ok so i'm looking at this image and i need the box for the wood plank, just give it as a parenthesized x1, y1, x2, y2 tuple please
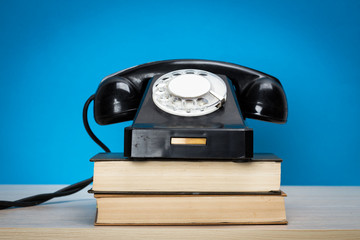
(0, 228, 359, 240)
(0, 185, 360, 239)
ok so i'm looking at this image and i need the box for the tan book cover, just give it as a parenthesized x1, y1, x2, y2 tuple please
(91, 153, 282, 193)
(94, 192, 287, 225)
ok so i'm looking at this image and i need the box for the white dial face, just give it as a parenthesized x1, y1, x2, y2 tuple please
(168, 74, 211, 98)
(152, 69, 227, 117)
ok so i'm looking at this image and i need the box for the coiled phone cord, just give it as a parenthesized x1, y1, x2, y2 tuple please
(0, 95, 110, 210)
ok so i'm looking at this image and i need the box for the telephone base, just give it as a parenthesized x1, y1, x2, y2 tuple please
(124, 126, 253, 159)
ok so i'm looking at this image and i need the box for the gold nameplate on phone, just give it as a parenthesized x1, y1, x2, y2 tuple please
(171, 138, 207, 145)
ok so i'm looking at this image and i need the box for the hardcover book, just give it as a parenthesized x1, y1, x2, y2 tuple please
(94, 193, 287, 225)
(91, 153, 282, 194)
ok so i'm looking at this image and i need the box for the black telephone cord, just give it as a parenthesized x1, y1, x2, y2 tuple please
(0, 95, 111, 210)
(83, 94, 111, 153)
(0, 177, 93, 210)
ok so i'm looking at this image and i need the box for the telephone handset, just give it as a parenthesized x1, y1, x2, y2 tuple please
(0, 59, 288, 209)
(89, 59, 288, 159)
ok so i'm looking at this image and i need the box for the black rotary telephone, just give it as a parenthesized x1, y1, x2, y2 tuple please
(0, 59, 287, 209)
(86, 59, 287, 159)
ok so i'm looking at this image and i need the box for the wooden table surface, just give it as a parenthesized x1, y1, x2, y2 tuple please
(0, 185, 359, 239)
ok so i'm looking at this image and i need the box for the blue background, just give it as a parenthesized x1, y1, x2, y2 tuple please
(0, 0, 359, 185)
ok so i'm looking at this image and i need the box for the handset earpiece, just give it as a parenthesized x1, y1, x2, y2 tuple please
(235, 77, 288, 123)
(93, 76, 144, 125)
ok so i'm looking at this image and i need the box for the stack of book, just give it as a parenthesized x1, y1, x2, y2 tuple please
(90, 153, 287, 225)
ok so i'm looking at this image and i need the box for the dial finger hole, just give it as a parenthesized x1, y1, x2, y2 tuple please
(185, 99, 194, 107)
(197, 98, 209, 106)
(172, 97, 182, 106)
